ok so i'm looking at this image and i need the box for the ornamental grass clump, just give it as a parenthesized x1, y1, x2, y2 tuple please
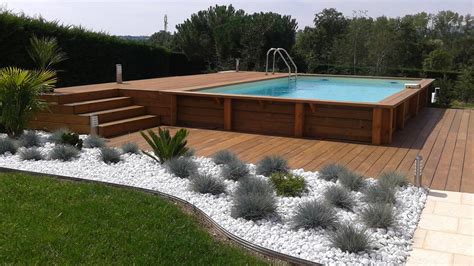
(190, 173, 226, 195)
(222, 159, 250, 181)
(0, 137, 17, 155)
(338, 170, 366, 191)
(256, 155, 289, 176)
(231, 177, 277, 221)
(324, 185, 354, 211)
(50, 145, 79, 161)
(361, 203, 395, 229)
(99, 147, 121, 164)
(84, 135, 106, 148)
(19, 131, 43, 148)
(141, 128, 190, 164)
(121, 142, 140, 154)
(329, 224, 371, 253)
(292, 200, 338, 230)
(212, 150, 238, 165)
(184, 148, 195, 157)
(19, 147, 44, 161)
(165, 156, 198, 178)
(362, 184, 396, 204)
(378, 171, 408, 189)
(269, 172, 307, 197)
(49, 128, 70, 144)
(319, 163, 349, 182)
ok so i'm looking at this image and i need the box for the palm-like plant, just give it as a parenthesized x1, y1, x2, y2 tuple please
(27, 35, 67, 71)
(0, 67, 56, 137)
(140, 128, 190, 164)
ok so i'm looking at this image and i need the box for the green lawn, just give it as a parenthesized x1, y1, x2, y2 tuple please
(0, 173, 267, 265)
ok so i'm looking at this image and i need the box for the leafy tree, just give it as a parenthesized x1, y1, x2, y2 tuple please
(423, 49, 453, 71)
(433, 76, 456, 107)
(149, 30, 174, 49)
(455, 68, 474, 103)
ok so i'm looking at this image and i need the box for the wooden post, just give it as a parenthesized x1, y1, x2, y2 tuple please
(294, 103, 304, 138)
(372, 108, 382, 145)
(224, 98, 232, 130)
(381, 108, 394, 144)
(396, 103, 406, 130)
(170, 94, 177, 126)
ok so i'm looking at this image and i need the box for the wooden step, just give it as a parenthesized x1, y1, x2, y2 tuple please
(80, 105, 146, 123)
(41, 89, 120, 104)
(64, 96, 133, 114)
(98, 115, 159, 137)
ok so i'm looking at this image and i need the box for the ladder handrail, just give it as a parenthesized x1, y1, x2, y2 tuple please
(265, 48, 277, 75)
(273, 49, 292, 75)
(277, 48, 297, 76)
(265, 47, 297, 79)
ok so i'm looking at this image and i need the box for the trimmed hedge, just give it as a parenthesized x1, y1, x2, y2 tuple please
(0, 10, 202, 87)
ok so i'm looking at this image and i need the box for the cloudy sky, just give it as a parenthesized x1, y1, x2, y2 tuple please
(2, 0, 473, 35)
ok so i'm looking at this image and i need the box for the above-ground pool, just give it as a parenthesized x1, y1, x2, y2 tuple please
(201, 76, 419, 103)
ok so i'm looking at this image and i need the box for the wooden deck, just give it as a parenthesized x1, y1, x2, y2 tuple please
(109, 107, 474, 193)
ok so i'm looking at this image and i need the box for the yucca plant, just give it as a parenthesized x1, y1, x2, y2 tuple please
(140, 127, 190, 164)
(0, 67, 56, 137)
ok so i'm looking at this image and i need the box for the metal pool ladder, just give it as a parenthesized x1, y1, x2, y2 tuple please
(265, 48, 298, 80)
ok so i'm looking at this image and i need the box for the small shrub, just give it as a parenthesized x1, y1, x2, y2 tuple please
(362, 185, 396, 204)
(49, 128, 70, 144)
(319, 163, 349, 182)
(165, 156, 198, 178)
(84, 135, 106, 148)
(50, 144, 79, 161)
(141, 128, 189, 163)
(0, 137, 17, 155)
(99, 147, 121, 164)
(121, 142, 140, 154)
(361, 203, 395, 229)
(329, 224, 371, 253)
(378, 171, 408, 189)
(190, 173, 226, 195)
(256, 155, 289, 176)
(324, 186, 354, 211)
(60, 132, 83, 149)
(19, 131, 43, 147)
(269, 172, 307, 197)
(19, 147, 44, 161)
(292, 200, 338, 229)
(222, 160, 250, 181)
(338, 171, 366, 191)
(212, 150, 238, 165)
(231, 178, 277, 220)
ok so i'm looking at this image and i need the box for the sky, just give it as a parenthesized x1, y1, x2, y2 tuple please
(2, 0, 473, 36)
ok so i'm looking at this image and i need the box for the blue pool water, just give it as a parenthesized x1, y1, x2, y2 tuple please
(200, 76, 419, 103)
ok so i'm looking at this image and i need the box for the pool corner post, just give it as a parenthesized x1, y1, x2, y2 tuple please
(372, 107, 394, 145)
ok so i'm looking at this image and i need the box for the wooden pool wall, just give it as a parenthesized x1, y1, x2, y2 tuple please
(122, 76, 434, 145)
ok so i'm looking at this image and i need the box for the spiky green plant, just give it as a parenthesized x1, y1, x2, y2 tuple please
(140, 128, 190, 164)
(27, 35, 67, 71)
(0, 67, 56, 137)
(329, 224, 371, 253)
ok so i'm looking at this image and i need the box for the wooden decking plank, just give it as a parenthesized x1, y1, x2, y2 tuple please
(396, 109, 444, 177)
(355, 146, 389, 175)
(460, 109, 474, 192)
(288, 141, 337, 169)
(310, 143, 359, 170)
(301, 142, 349, 170)
(412, 109, 456, 188)
(430, 109, 463, 189)
(445, 109, 470, 191)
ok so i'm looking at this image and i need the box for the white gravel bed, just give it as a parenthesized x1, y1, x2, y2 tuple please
(0, 132, 427, 265)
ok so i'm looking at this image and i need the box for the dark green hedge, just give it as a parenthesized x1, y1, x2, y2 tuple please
(0, 11, 200, 87)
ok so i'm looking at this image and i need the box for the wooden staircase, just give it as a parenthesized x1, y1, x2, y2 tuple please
(31, 89, 159, 137)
